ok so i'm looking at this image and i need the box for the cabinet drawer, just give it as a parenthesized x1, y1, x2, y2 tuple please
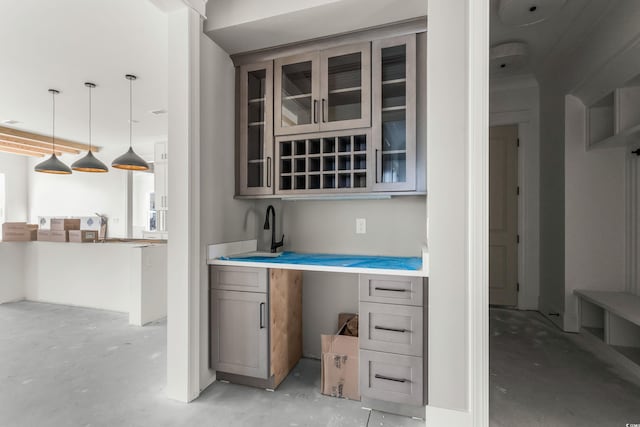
(210, 266, 268, 293)
(359, 274, 423, 306)
(359, 302, 423, 356)
(360, 349, 423, 406)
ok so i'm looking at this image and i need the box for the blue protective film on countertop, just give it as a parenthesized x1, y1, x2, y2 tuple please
(220, 251, 422, 271)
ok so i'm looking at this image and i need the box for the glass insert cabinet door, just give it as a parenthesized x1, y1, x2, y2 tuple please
(274, 52, 321, 136)
(239, 61, 274, 196)
(372, 34, 417, 191)
(275, 43, 371, 136)
(320, 42, 371, 131)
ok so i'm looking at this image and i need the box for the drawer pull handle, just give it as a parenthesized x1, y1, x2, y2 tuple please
(375, 374, 408, 383)
(374, 326, 408, 333)
(374, 287, 407, 292)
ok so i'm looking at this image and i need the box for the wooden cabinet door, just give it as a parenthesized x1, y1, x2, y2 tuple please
(320, 42, 371, 132)
(210, 290, 269, 379)
(274, 52, 321, 135)
(239, 61, 274, 196)
(371, 34, 417, 191)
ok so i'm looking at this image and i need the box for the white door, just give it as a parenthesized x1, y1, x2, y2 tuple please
(489, 126, 518, 306)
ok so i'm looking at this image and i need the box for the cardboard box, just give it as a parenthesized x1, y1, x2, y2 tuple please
(68, 230, 98, 243)
(338, 313, 359, 337)
(2, 223, 38, 241)
(50, 218, 81, 231)
(320, 319, 360, 401)
(37, 230, 68, 242)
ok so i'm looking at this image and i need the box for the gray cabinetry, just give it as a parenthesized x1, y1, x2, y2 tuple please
(371, 34, 417, 192)
(358, 273, 426, 413)
(274, 42, 371, 136)
(239, 61, 274, 196)
(210, 266, 302, 389)
(210, 289, 269, 379)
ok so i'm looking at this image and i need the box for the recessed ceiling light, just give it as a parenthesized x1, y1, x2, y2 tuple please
(2, 119, 21, 125)
(150, 109, 167, 116)
(498, 0, 566, 27)
(491, 42, 529, 75)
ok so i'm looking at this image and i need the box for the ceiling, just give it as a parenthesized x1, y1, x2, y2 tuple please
(0, 0, 168, 149)
(490, 0, 614, 79)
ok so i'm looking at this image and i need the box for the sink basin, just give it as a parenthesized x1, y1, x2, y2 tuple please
(229, 251, 283, 258)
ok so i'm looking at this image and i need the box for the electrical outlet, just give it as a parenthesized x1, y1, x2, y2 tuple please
(356, 218, 366, 234)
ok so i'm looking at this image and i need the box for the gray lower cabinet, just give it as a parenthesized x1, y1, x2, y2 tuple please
(358, 273, 427, 413)
(210, 289, 269, 379)
(210, 266, 302, 389)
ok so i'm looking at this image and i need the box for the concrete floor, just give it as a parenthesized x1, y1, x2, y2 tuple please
(0, 301, 420, 427)
(490, 308, 640, 427)
(4, 302, 640, 426)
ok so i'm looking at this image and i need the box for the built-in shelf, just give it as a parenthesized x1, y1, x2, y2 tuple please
(248, 98, 265, 104)
(248, 121, 265, 127)
(381, 106, 406, 112)
(328, 86, 362, 95)
(283, 93, 311, 100)
(588, 74, 640, 150)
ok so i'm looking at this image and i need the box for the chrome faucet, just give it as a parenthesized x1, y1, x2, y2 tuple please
(264, 205, 284, 253)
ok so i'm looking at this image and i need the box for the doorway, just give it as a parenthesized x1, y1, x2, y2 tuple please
(489, 125, 518, 306)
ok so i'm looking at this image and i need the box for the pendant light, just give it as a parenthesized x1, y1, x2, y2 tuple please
(34, 89, 72, 174)
(71, 82, 109, 172)
(112, 74, 149, 171)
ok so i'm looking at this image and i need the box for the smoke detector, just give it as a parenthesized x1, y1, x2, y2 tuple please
(490, 42, 529, 75)
(498, 0, 567, 27)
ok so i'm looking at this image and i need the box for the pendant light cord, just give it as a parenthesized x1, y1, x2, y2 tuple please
(88, 85, 92, 152)
(129, 77, 133, 149)
(51, 91, 56, 154)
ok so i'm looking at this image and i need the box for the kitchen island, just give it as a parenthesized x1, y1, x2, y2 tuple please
(0, 241, 167, 326)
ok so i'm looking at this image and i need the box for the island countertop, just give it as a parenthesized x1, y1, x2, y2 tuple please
(207, 240, 429, 277)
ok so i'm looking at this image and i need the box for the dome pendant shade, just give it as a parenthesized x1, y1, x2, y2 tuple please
(71, 150, 109, 173)
(34, 153, 72, 174)
(111, 147, 149, 171)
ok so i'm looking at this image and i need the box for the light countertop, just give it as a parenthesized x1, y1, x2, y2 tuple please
(207, 240, 429, 277)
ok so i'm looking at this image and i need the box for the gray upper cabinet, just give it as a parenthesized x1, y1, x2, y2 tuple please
(239, 61, 274, 196)
(274, 43, 371, 136)
(371, 34, 417, 192)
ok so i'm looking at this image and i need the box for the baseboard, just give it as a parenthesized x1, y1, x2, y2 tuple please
(537, 300, 564, 330)
(361, 396, 426, 419)
(216, 371, 276, 390)
(424, 405, 471, 427)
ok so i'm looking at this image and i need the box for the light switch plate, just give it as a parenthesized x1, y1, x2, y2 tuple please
(356, 218, 366, 234)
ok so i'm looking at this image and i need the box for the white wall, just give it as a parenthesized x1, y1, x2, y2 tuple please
(27, 144, 153, 238)
(426, 0, 470, 414)
(199, 33, 258, 389)
(536, 2, 640, 329)
(0, 152, 28, 222)
(204, 0, 427, 54)
(490, 76, 540, 310)
(563, 95, 626, 331)
(0, 243, 25, 303)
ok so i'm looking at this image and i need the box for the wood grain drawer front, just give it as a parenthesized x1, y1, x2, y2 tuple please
(360, 349, 423, 406)
(359, 275, 423, 306)
(360, 302, 423, 356)
(210, 266, 268, 293)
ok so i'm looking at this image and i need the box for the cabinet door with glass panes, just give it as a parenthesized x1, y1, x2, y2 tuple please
(371, 34, 417, 191)
(319, 42, 371, 132)
(274, 52, 321, 136)
(274, 43, 371, 136)
(239, 61, 274, 196)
